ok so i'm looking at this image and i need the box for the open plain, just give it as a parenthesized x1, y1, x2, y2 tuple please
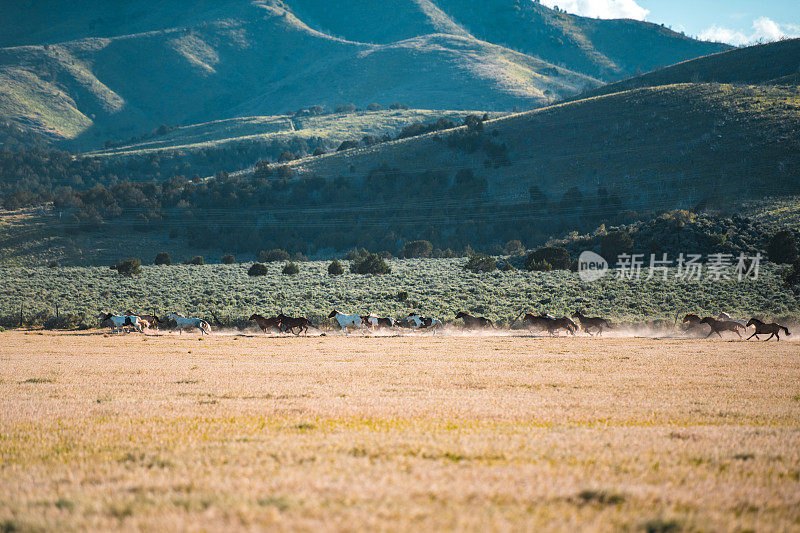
(0, 330, 799, 531)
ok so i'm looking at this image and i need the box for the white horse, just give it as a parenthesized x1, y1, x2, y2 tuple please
(96, 312, 148, 334)
(406, 313, 442, 334)
(167, 313, 212, 335)
(328, 310, 366, 334)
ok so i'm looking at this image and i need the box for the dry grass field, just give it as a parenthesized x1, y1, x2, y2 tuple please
(1, 330, 799, 531)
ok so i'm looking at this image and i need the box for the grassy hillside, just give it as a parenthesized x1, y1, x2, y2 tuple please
(576, 38, 800, 100)
(291, 83, 800, 211)
(0, 260, 797, 330)
(0, 0, 727, 149)
(85, 109, 506, 160)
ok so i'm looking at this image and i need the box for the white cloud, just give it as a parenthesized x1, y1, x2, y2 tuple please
(538, 0, 649, 21)
(699, 17, 800, 46)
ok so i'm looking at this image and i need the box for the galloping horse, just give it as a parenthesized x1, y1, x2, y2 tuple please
(682, 314, 704, 330)
(277, 313, 311, 336)
(523, 313, 577, 336)
(455, 312, 494, 329)
(746, 318, 790, 341)
(125, 310, 163, 328)
(361, 315, 397, 331)
(699, 317, 744, 338)
(329, 310, 366, 334)
(167, 313, 211, 335)
(249, 314, 282, 333)
(96, 312, 148, 334)
(406, 313, 442, 334)
(571, 311, 611, 336)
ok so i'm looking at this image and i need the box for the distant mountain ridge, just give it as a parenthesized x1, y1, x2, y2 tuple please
(0, 0, 728, 148)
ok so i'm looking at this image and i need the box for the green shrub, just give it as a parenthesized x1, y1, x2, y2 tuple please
(350, 253, 391, 275)
(767, 230, 798, 264)
(248, 263, 268, 277)
(185, 256, 204, 265)
(328, 259, 344, 276)
(154, 252, 171, 265)
(397, 290, 408, 302)
(258, 249, 290, 263)
(282, 262, 300, 275)
(525, 246, 570, 271)
(504, 240, 525, 256)
(783, 259, 800, 288)
(601, 231, 633, 260)
(0, 326, 5, 333)
(344, 248, 369, 261)
(400, 240, 433, 258)
(221, 255, 236, 264)
(501, 261, 515, 271)
(47, 260, 60, 268)
(114, 257, 141, 277)
(464, 253, 496, 273)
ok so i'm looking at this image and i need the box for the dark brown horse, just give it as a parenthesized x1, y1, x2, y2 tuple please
(277, 313, 311, 336)
(700, 317, 745, 338)
(455, 312, 494, 329)
(746, 318, 790, 341)
(523, 313, 577, 336)
(571, 311, 610, 336)
(249, 313, 282, 333)
(361, 316, 397, 330)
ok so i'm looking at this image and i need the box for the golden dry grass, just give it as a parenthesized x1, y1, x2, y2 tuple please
(1, 331, 799, 531)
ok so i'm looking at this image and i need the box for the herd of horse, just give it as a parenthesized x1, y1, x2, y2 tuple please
(96, 309, 791, 341)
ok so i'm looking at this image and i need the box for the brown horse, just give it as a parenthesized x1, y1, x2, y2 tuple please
(523, 313, 577, 336)
(277, 313, 311, 336)
(571, 311, 610, 336)
(455, 312, 494, 329)
(125, 310, 162, 328)
(746, 318, 790, 341)
(249, 314, 282, 333)
(700, 317, 745, 338)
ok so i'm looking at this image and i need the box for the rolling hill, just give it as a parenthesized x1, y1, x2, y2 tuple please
(576, 38, 800, 100)
(0, 0, 728, 149)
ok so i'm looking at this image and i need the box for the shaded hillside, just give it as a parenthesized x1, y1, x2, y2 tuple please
(431, 0, 729, 80)
(577, 38, 800, 100)
(0, 0, 727, 148)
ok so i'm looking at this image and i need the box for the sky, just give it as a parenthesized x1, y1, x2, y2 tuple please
(536, 0, 800, 45)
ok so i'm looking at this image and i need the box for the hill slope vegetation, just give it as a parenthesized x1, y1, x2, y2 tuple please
(0, 0, 727, 148)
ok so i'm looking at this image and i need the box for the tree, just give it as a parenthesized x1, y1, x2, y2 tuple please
(222, 255, 235, 264)
(783, 259, 800, 288)
(767, 230, 798, 264)
(464, 253, 496, 273)
(154, 252, 172, 265)
(282, 262, 300, 275)
(525, 247, 570, 271)
(278, 151, 296, 162)
(366, 103, 383, 111)
(248, 263, 268, 276)
(350, 253, 391, 274)
(337, 140, 359, 151)
(601, 231, 634, 260)
(328, 259, 344, 276)
(313, 147, 326, 156)
(186, 256, 204, 265)
(504, 240, 525, 256)
(258, 249, 290, 262)
(400, 240, 433, 258)
(115, 257, 142, 277)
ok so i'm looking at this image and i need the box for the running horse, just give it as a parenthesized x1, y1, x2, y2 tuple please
(125, 310, 163, 329)
(523, 313, 577, 336)
(699, 317, 744, 338)
(277, 313, 311, 336)
(406, 313, 442, 334)
(167, 313, 212, 335)
(328, 310, 366, 334)
(249, 314, 282, 333)
(96, 312, 148, 334)
(455, 312, 494, 329)
(746, 318, 790, 341)
(571, 310, 611, 336)
(361, 315, 397, 331)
